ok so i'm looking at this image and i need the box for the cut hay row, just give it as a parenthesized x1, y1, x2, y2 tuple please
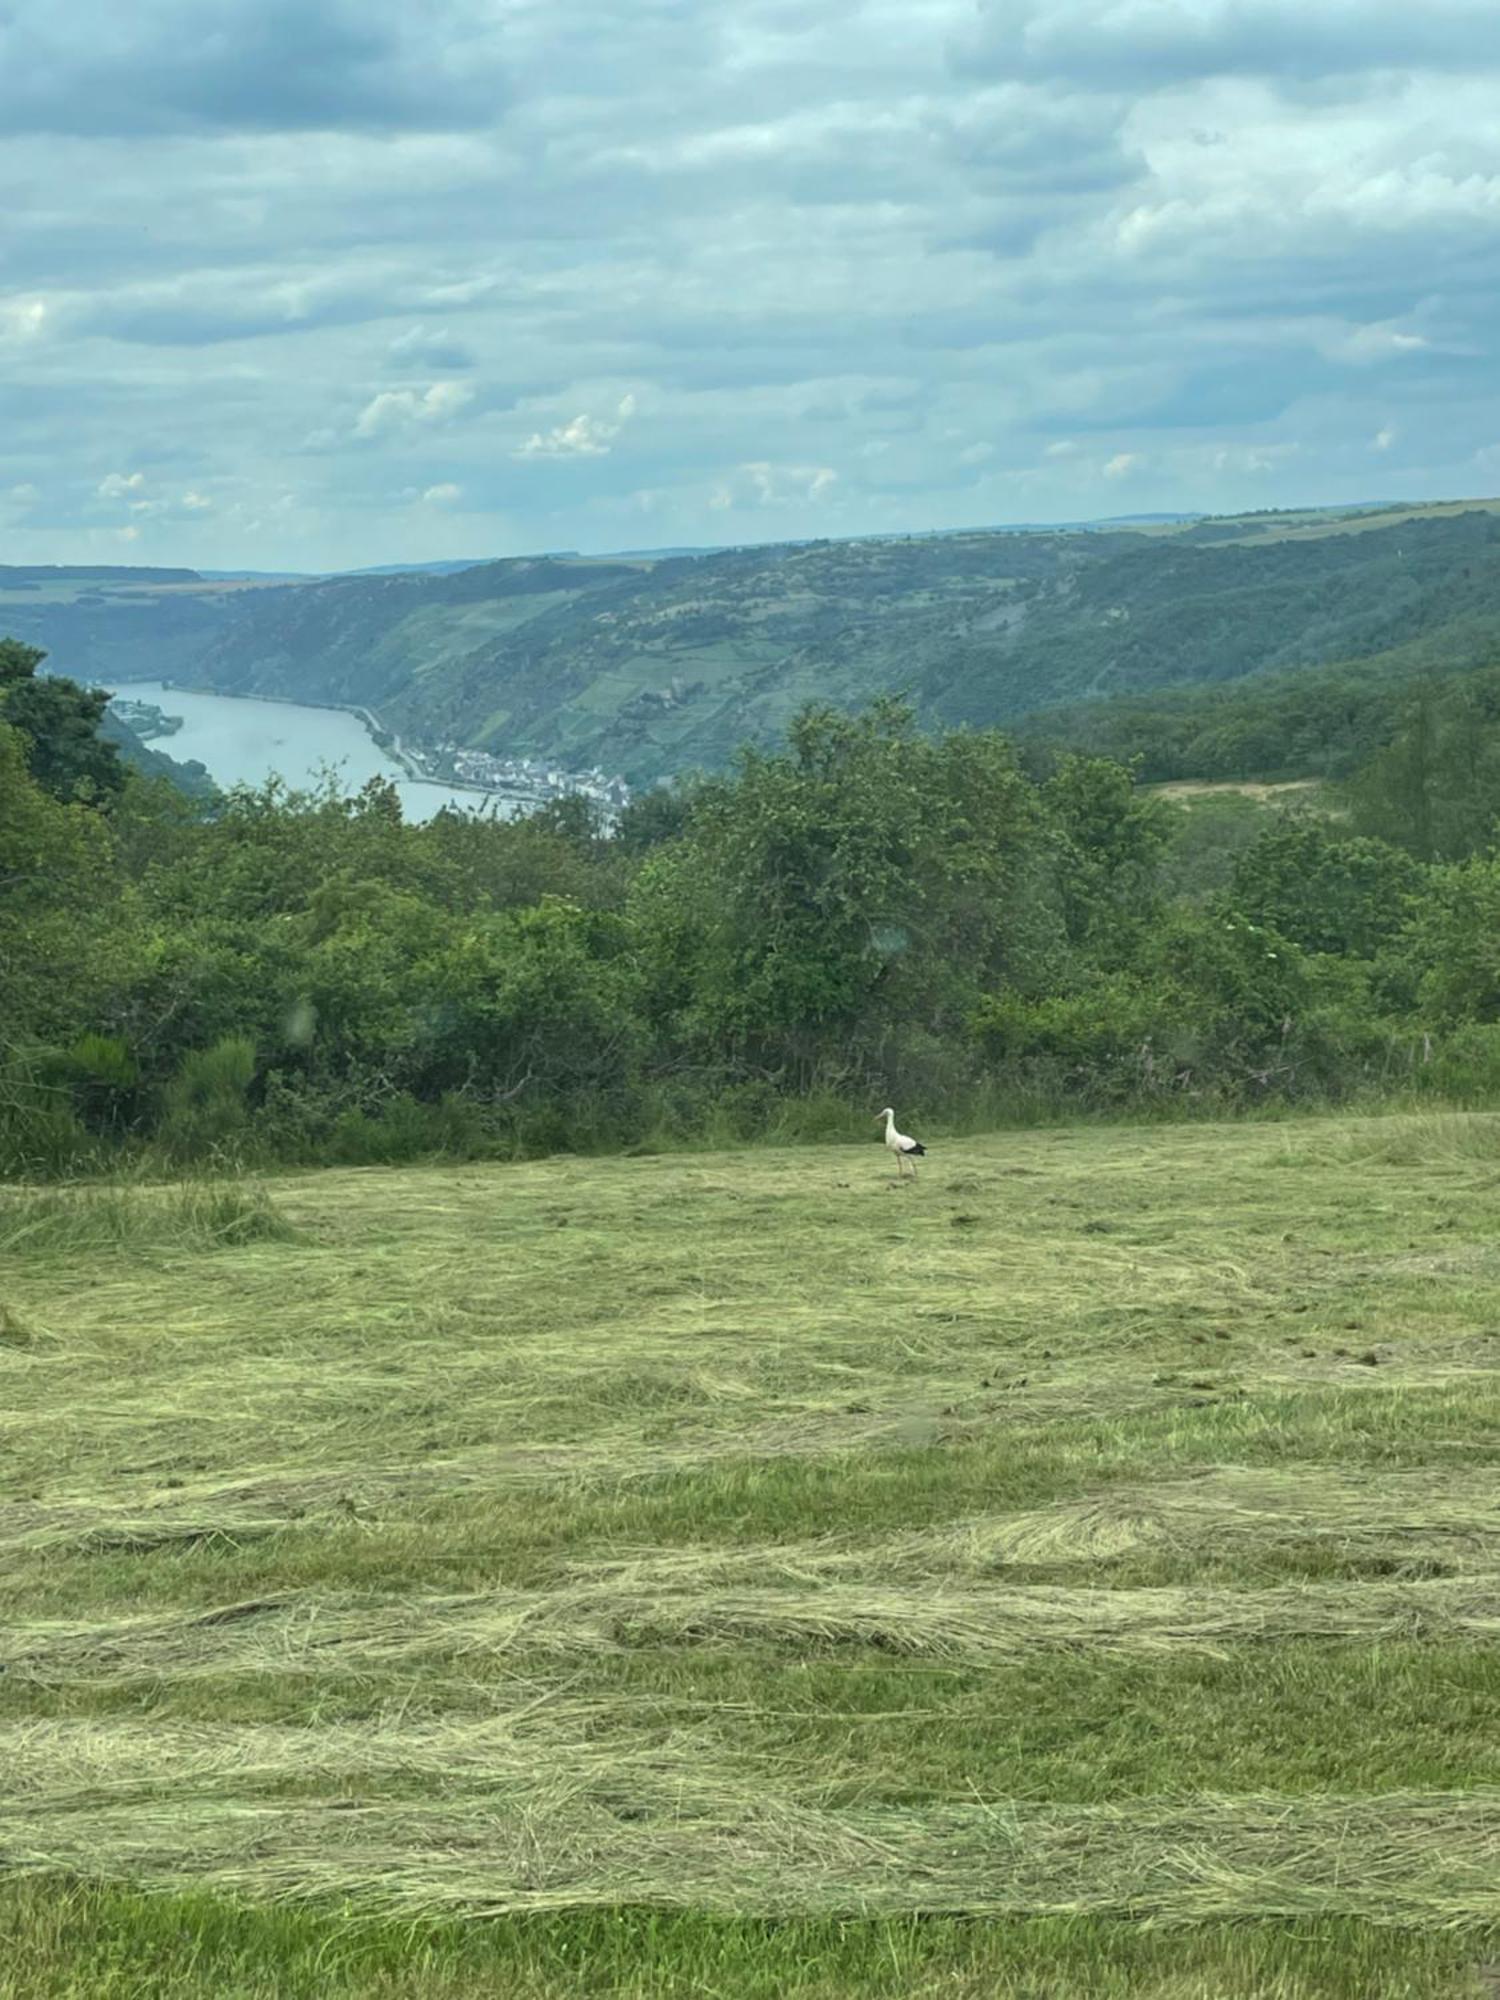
(9, 1367, 1495, 1545)
(11, 1571, 1500, 1684)
(7, 1460, 1500, 1571)
(5, 1764, 1500, 1924)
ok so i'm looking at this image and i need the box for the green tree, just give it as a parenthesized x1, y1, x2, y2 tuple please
(1230, 819, 1422, 959)
(1345, 676, 1500, 860)
(0, 637, 127, 804)
(632, 702, 1053, 1083)
(0, 718, 126, 1044)
(1396, 860, 1500, 1025)
(1041, 754, 1172, 957)
(612, 784, 695, 855)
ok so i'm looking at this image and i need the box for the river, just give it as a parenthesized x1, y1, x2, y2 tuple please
(111, 681, 534, 822)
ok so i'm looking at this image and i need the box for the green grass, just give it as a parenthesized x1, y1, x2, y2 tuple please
(6, 1891, 1494, 2000)
(4, 1113, 1500, 1992)
(0, 1179, 296, 1260)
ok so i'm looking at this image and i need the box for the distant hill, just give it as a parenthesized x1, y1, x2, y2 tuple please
(0, 567, 270, 687)
(0, 564, 205, 585)
(0, 563, 203, 591)
(340, 559, 501, 577)
(196, 569, 314, 583)
(6, 499, 1500, 785)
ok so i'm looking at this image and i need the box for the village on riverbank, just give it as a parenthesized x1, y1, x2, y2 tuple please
(109, 685, 632, 821)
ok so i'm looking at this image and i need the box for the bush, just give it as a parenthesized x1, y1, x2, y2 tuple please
(49, 1033, 140, 1138)
(0, 1048, 97, 1179)
(158, 1037, 257, 1164)
(1412, 1024, 1500, 1104)
(326, 1091, 494, 1166)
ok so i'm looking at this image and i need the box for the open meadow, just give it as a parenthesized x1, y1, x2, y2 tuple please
(4, 1114, 1500, 1996)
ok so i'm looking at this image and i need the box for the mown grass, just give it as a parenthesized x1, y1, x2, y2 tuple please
(3, 1113, 1500, 1992)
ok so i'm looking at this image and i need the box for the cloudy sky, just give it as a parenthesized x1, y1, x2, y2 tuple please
(3, 0, 1498, 571)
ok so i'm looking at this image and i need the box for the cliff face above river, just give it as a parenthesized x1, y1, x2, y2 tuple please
(8, 500, 1500, 785)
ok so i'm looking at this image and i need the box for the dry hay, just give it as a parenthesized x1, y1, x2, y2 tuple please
(10, 1566, 1500, 1690)
(3, 1720, 1498, 1925)
(971, 1466, 1500, 1570)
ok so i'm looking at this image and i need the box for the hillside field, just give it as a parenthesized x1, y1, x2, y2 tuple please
(4, 1116, 1500, 1995)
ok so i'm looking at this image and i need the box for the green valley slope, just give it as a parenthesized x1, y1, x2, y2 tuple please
(8, 499, 1500, 785)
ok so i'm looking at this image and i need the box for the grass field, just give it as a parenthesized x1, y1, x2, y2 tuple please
(4, 1114, 1500, 1996)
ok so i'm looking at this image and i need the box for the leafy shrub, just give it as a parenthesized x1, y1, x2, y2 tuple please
(158, 1037, 257, 1164)
(50, 1033, 140, 1138)
(1411, 1024, 1500, 1104)
(326, 1091, 493, 1166)
(0, 1048, 96, 1179)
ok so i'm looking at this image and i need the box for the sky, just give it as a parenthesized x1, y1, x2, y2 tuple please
(3, 0, 1499, 572)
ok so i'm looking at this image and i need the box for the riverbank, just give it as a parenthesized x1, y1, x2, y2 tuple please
(109, 679, 521, 822)
(148, 680, 543, 804)
(107, 696, 183, 742)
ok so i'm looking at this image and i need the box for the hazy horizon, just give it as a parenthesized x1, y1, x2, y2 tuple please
(17, 490, 1499, 582)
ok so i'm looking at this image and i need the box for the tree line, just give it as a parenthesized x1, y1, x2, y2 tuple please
(7, 634, 1500, 1176)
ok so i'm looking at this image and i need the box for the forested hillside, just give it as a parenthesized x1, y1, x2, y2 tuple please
(10, 501, 1500, 786)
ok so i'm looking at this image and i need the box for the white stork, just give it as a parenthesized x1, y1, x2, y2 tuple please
(877, 1107, 927, 1179)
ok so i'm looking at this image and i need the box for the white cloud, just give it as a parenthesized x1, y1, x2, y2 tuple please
(8, 483, 40, 507)
(1103, 452, 1142, 478)
(0, 295, 47, 341)
(1323, 322, 1430, 365)
(958, 441, 995, 466)
(96, 472, 221, 521)
(515, 414, 614, 459)
(420, 482, 462, 505)
(388, 323, 474, 369)
(354, 380, 474, 439)
(1372, 426, 1398, 452)
(513, 393, 636, 461)
(1044, 440, 1078, 458)
(1210, 443, 1298, 474)
(711, 460, 839, 509)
